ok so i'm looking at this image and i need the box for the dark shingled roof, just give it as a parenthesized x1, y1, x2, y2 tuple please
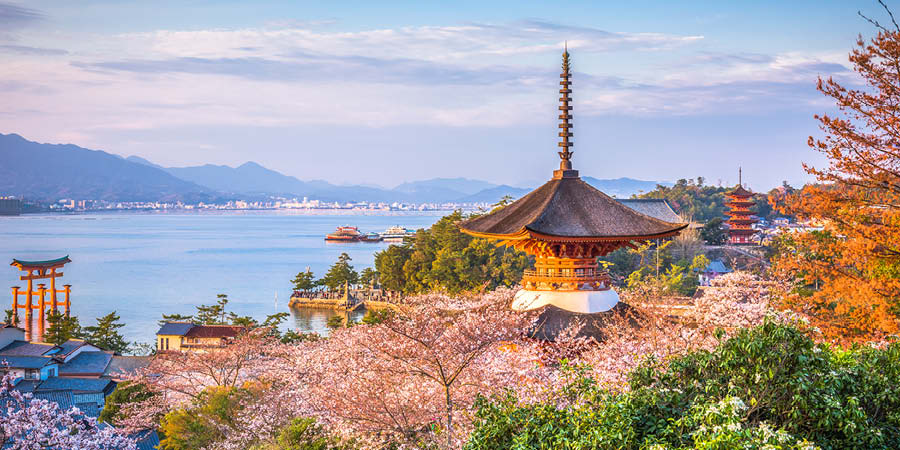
(184, 325, 243, 339)
(157, 322, 194, 336)
(528, 303, 640, 341)
(0, 355, 54, 369)
(9, 256, 71, 269)
(104, 355, 152, 378)
(37, 377, 115, 394)
(59, 351, 112, 376)
(618, 199, 683, 224)
(460, 176, 686, 239)
(75, 401, 101, 418)
(32, 390, 75, 410)
(57, 339, 91, 357)
(728, 185, 754, 197)
(0, 341, 56, 357)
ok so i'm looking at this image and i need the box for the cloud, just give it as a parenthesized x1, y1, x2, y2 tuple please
(0, 44, 67, 55)
(0, 2, 42, 28)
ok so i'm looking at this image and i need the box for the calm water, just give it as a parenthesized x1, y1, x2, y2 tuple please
(0, 211, 444, 344)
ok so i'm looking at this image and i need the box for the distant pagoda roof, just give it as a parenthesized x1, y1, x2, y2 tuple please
(10, 256, 71, 270)
(727, 185, 754, 197)
(460, 48, 685, 246)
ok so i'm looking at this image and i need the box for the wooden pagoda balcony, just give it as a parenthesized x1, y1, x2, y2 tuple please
(521, 261, 613, 292)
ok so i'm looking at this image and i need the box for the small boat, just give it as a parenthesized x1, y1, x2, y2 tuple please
(325, 226, 362, 241)
(359, 232, 383, 242)
(380, 225, 415, 242)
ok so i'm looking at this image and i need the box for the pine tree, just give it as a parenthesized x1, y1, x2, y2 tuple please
(291, 269, 317, 292)
(84, 311, 130, 354)
(159, 313, 193, 326)
(320, 253, 359, 290)
(44, 310, 83, 345)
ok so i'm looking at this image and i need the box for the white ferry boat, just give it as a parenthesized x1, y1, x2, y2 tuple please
(380, 225, 416, 242)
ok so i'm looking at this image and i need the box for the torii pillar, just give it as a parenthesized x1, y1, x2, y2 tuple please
(9, 256, 72, 342)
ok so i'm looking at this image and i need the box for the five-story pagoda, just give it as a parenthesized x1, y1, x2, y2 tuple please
(459, 48, 687, 314)
(725, 168, 758, 245)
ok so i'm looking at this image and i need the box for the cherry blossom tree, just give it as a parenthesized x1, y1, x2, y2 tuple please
(0, 374, 136, 449)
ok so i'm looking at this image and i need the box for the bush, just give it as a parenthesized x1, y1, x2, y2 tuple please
(466, 322, 900, 450)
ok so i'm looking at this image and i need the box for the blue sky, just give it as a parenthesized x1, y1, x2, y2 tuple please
(0, 1, 881, 190)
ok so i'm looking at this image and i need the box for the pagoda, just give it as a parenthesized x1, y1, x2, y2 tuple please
(459, 47, 687, 314)
(724, 168, 758, 245)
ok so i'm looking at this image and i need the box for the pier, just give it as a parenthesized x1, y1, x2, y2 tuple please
(288, 282, 401, 312)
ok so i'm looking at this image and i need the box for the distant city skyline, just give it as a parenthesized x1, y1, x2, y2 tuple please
(0, 1, 878, 190)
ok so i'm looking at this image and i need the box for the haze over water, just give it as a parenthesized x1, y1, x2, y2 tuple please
(0, 211, 444, 344)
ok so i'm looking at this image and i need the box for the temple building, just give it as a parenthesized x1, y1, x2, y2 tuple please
(725, 169, 758, 245)
(459, 48, 687, 315)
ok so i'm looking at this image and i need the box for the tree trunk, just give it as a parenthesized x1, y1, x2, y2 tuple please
(445, 385, 453, 449)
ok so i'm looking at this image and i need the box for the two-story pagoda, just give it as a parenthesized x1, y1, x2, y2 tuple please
(459, 48, 687, 314)
(725, 169, 758, 245)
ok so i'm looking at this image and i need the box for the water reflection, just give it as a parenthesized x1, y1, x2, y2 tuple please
(289, 306, 367, 336)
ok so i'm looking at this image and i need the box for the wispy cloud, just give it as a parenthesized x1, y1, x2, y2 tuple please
(0, 2, 43, 28)
(0, 44, 66, 55)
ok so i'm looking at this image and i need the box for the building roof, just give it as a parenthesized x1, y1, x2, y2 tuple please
(75, 401, 101, 418)
(618, 199, 683, 224)
(184, 325, 243, 339)
(104, 355, 152, 378)
(703, 260, 731, 274)
(460, 176, 686, 240)
(157, 322, 195, 336)
(32, 390, 75, 410)
(12, 379, 40, 393)
(0, 341, 57, 357)
(57, 339, 92, 357)
(37, 377, 115, 394)
(0, 355, 54, 369)
(59, 351, 112, 376)
(728, 185, 754, 197)
(9, 256, 71, 269)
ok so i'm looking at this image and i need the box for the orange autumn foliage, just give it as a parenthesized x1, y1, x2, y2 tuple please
(775, 23, 900, 341)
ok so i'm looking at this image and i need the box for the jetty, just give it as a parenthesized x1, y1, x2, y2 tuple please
(288, 282, 401, 312)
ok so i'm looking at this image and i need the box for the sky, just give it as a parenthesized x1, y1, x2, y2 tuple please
(0, 0, 884, 190)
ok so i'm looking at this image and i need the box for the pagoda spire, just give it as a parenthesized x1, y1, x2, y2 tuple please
(738, 166, 742, 186)
(557, 43, 574, 174)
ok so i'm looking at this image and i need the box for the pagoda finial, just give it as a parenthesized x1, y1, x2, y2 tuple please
(557, 44, 574, 174)
(739, 167, 742, 186)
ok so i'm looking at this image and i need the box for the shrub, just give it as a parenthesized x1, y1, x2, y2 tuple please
(466, 322, 900, 450)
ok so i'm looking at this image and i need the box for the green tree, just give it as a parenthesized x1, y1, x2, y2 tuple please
(99, 381, 158, 425)
(83, 311, 130, 354)
(291, 269, 317, 292)
(43, 309, 83, 345)
(195, 294, 229, 325)
(159, 313, 193, 326)
(358, 267, 378, 288)
(261, 417, 355, 450)
(320, 253, 359, 291)
(325, 315, 345, 330)
(159, 386, 248, 450)
(373, 211, 532, 294)
(700, 217, 729, 245)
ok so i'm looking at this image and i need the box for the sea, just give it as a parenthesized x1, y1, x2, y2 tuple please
(0, 210, 445, 345)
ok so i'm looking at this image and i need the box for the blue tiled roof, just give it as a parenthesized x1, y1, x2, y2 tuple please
(704, 260, 732, 274)
(0, 355, 53, 369)
(0, 341, 56, 357)
(60, 351, 112, 375)
(157, 322, 194, 336)
(58, 339, 91, 356)
(130, 430, 161, 450)
(104, 355, 151, 378)
(37, 377, 115, 393)
(12, 379, 40, 393)
(32, 390, 75, 410)
(75, 401, 101, 418)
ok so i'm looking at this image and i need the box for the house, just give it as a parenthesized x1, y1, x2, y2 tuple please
(0, 325, 108, 381)
(698, 259, 732, 286)
(156, 322, 244, 351)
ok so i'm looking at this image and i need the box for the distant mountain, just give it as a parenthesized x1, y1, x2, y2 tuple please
(582, 177, 670, 198)
(163, 162, 310, 196)
(125, 155, 164, 169)
(394, 177, 499, 202)
(0, 133, 215, 202)
(457, 185, 531, 203)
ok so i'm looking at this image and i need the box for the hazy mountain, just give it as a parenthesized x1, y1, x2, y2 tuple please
(0, 133, 215, 202)
(125, 155, 164, 169)
(163, 161, 310, 196)
(457, 185, 531, 203)
(582, 176, 669, 198)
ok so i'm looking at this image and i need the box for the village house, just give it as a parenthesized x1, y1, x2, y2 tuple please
(156, 322, 244, 351)
(698, 259, 732, 286)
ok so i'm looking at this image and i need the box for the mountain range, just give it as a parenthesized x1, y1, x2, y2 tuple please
(2, 133, 668, 203)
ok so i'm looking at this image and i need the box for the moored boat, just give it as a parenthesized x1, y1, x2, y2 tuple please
(325, 226, 362, 241)
(380, 225, 415, 242)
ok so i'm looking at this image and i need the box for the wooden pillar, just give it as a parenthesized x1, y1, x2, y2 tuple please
(24, 277, 33, 342)
(37, 284, 47, 342)
(63, 285, 71, 317)
(49, 269, 58, 313)
(10, 286, 19, 325)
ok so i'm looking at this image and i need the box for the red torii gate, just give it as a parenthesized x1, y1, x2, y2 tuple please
(10, 256, 72, 342)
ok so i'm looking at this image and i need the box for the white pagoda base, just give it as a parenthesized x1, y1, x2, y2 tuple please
(511, 288, 619, 314)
